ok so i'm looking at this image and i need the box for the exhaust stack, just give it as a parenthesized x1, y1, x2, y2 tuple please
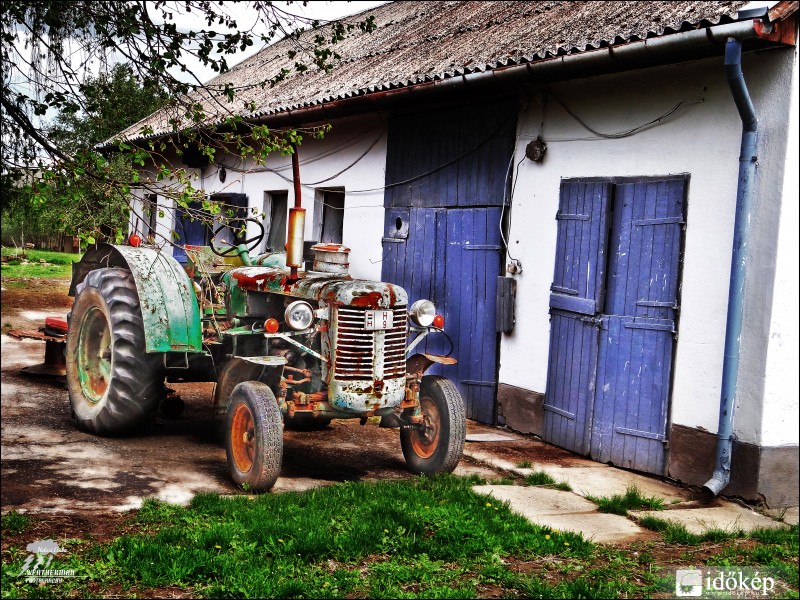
(287, 144, 305, 277)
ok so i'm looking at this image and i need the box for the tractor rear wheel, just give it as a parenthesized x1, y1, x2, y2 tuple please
(66, 268, 164, 435)
(401, 376, 466, 474)
(225, 382, 283, 492)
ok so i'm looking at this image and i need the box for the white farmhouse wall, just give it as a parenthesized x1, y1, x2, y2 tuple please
(500, 48, 797, 446)
(761, 43, 799, 447)
(133, 113, 389, 282)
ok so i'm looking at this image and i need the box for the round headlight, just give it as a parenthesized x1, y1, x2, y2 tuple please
(285, 301, 314, 330)
(408, 299, 436, 327)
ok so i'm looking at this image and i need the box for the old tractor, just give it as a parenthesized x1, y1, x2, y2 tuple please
(65, 210, 466, 491)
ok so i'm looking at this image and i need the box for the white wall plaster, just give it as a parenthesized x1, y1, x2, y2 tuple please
(500, 49, 797, 446)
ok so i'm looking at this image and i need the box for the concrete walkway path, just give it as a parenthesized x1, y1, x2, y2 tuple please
(464, 422, 795, 545)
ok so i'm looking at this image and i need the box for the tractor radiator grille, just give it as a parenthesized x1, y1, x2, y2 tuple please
(334, 306, 407, 381)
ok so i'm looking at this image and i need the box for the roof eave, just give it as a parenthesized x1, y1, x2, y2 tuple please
(107, 13, 796, 148)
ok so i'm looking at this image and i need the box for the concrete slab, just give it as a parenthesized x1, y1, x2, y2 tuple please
(765, 506, 799, 526)
(463, 448, 523, 472)
(473, 484, 652, 544)
(463, 448, 689, 504)
(632, 503, 788, 534)
(537, 466, 691, 504)
(465, 433, 520, 442)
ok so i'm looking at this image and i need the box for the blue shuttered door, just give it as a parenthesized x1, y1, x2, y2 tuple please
(591, 178, 685, 473)
(381, 99, 514, 423)
(545, 177, 685, 475)
(543, 181, 612, 455)
(382, 207, 503, 423)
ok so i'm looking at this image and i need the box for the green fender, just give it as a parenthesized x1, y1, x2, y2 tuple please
(70, 244, 203, 353)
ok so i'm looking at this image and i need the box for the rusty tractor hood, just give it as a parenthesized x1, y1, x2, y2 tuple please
(228, 267, 408, 308)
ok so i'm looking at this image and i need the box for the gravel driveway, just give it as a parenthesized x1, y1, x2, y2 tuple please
(0, 280, 493, 514)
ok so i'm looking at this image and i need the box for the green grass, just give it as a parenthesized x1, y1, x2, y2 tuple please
(0, 248, 81, 279)
(586, 484, 666, 515)
(1, 476, 594, 599)
(1, 511, 30, 535)
(490, 477, 515, 486)
(2, 480, 797, 599)
(524, 471, 572, 491)
(515, 460, 533, 469)
(638, 515, 738, 544)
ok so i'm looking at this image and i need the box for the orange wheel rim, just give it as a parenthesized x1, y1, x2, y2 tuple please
(231, 403, 255, 473)
(410, 396, 441, 459)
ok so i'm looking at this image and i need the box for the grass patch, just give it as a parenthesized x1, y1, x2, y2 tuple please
(0, 248, 81, 279)
(490, 477, 515, 486)
(524, 471, 572, 491)
(515, 460, 533, 469)
(1, 511, 30, 534)
(1, 476, 593, 598)
(2, 484, 797, 599)
(637, 515, 740, 544)
(587, 484, 665, 515)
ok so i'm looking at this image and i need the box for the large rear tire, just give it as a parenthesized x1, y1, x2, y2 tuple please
(225, 382, 283, 492)
(401, 376, 466, 475)
(66, 268, 164, 435)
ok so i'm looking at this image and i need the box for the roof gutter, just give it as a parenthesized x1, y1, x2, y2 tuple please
(260, 19, 775, 128)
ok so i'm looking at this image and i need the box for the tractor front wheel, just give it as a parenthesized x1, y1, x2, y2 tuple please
(401, 376, 466, 474)
(225, 382, 283, 492)
(66, 268, 164, 435)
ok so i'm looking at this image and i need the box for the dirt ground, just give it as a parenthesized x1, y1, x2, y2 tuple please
(1, 277, 499, 518)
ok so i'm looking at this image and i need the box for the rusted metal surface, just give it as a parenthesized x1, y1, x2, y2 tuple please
(409, 396, 442, 458)
(326, 304, 408, 414)
(73, 244, 203, 353)
(230, 402, 256, 473)
(754, 15, 797, 44)
(117, 1, 748, 142)
(768, 0, 799, 22)
(229, 267, 406, 309)
(311, 244, 350, 275)
(406, 353, 457, 376)
(286, 208, 305, 272)
(8, 330, 68, 378)
(115, 245, 203, 353)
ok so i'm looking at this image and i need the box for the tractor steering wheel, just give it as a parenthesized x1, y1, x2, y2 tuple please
(211, 218, 265, 257)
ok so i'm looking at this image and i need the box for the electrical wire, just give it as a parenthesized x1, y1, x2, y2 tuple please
(549, 94, 704, 139)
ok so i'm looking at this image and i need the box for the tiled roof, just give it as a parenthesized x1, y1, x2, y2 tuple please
(118, 1, 749, 142)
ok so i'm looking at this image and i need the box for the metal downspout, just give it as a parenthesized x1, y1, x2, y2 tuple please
(703, 38, 759, 496)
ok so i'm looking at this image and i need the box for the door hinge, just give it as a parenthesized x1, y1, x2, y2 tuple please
(580, 315, 606, 328)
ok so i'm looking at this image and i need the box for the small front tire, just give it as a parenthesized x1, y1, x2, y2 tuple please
(401, 376, 466, 474)
(225, 382, 283, 492)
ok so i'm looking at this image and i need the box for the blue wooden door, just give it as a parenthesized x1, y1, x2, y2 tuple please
(382, 206, 503, 423)
(543, 181, 612, 455)
(381, 98, 515, 423)
(591, 178, 685, 473)
(545, 177, 685, 475)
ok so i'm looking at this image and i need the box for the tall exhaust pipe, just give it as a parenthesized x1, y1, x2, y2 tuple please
(287, 143, 305, 278)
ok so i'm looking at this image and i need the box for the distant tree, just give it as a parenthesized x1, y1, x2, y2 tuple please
(48, 64, 169, 153)
(1, 2, 376, 245)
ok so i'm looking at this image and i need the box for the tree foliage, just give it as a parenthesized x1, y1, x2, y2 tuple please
(1, 1, 376, 246)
